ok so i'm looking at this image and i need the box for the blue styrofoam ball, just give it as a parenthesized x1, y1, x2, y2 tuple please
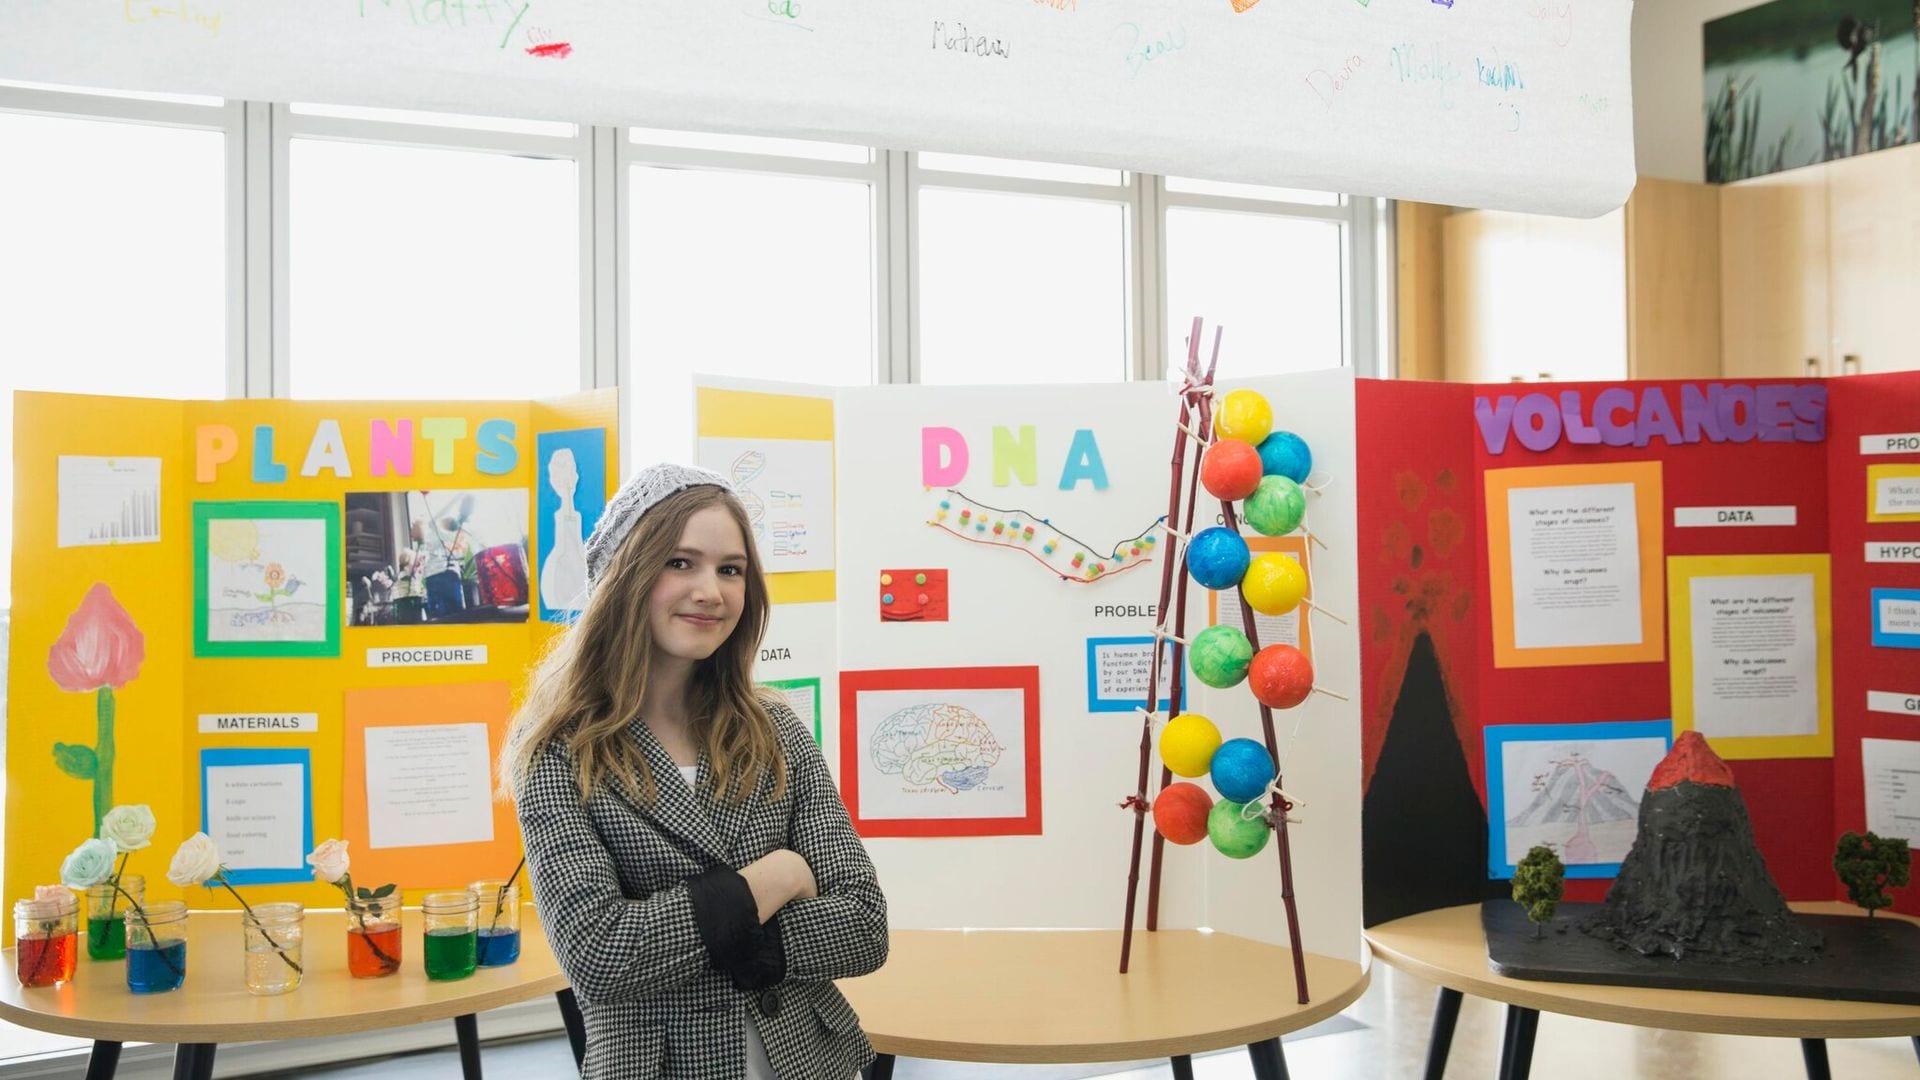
(1186, 526, 1250, 590)
(1210, 738, 1277, 804)
(1257, 431, 1312, 484)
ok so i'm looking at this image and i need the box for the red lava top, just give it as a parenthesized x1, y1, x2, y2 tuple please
(1647, 730, 1737, 791)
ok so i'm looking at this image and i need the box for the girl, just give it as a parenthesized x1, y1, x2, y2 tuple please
(504, 463, 888, 1079)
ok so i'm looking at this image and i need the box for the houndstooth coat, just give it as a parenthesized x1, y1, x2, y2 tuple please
(517, 700, 889, 1079)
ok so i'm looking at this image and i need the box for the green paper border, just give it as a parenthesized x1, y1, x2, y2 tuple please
(765, 676, 823, 745)
(193, 500, 342, 658)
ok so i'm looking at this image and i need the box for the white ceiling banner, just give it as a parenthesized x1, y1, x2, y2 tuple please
(0, 0, 1635, 216)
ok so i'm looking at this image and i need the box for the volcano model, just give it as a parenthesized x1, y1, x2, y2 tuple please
(1581, 731, 1822, 965)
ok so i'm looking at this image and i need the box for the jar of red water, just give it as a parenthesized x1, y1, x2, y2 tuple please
(14, 890, 80, 988)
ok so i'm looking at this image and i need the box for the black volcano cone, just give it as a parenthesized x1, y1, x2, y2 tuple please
(1582, 732, 1821, 965)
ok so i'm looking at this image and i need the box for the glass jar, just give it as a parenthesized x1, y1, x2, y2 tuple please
(346, 893, 402, 979)
(125, 900, 188, 994)
(14, 890, 80, 987)
(241, 902, 304, 996)
(86, 874, 145, 961)
(421, 890, 477, 981)
(469, 881, 521, 967)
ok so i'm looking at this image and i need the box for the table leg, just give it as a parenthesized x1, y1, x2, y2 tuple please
(556, 989, 587, 1069)
(85, 1040, 122, 1080)
(171, 1044, 215, 1080)
(1496, 1005, 1538, 1080)
(1911, 1035, 1919, 1067)
(1170, 1054, 1195, 1080)
(454, 1013, 482, 1080)
(861, 1053, 896, 1080)
(1424, 987, 1463, 1080)
(1800, 1038, 1831, 1080)
(1247, 1037, 1290, 1080)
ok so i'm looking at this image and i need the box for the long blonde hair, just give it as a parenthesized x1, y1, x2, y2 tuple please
(502, 484, 786, 806)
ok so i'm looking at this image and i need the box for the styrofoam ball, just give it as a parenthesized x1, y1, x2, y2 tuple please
(1249, 645, 1314, 710)
(1212, 390, 1274, 445)
(1243, 476, 1307, 537)
(1242, 554, 1308, 617)
(1208, 799, 1271, 859)
(1200, 439, 1263, 502)
(1160, 713, 1223, 778)
(1210, 737, 1276, 803)
(1153, 782, 1213, 846)
(1188, 626, 1253, 689)
(1257, 431, 1312, 483)
(1186, 527, 1250, 591)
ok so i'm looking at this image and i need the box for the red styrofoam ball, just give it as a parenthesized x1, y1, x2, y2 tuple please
(1248, 644, 1314, 710)
(1152, 782, 1214, 846)
(1200, 439, 1263, 502)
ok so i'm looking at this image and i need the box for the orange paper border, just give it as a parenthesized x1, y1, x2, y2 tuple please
(1484, 461, 1665, 669)
(342, 682, 521, 890)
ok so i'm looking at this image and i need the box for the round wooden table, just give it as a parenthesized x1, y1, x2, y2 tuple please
(837, 929, 1369, 1080)
(0, 907, 580, 1080)
(1364, 902, 1920, 1080)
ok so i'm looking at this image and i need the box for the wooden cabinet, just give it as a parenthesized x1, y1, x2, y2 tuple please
(1720, 140, 1920, 377)
(1827, 141, 1920, 375)
(1435, 178, 1721, 383)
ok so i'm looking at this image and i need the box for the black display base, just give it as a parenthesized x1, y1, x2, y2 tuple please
(1483, 900, 1920, 1006)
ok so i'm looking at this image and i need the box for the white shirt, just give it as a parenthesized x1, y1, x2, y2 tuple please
(677, 764, 778, 1080)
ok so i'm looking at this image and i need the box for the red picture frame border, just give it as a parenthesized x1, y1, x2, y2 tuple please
(839, 665, 1042, 837)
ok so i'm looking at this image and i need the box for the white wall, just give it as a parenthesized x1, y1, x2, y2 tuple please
(1633, 0, 1760, 181)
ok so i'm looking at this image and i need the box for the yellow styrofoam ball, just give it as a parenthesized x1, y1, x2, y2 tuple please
(1212, 390, 1274, 445)
(1242, 553, 1308, 616)
(1160, 713, 1223, 778)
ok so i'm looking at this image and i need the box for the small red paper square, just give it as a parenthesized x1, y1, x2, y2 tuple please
(879, 568, 949, 622)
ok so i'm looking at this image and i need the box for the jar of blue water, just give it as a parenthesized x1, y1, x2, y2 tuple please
(126, 901, 188, 994)
(469, 881, 520, 967)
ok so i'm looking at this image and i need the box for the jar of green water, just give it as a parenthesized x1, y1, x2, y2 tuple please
(422, 891, 477, 981)
(86, 874, 143, 961)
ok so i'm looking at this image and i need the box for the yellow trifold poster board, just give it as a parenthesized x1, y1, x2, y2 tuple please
(7, 389, 617, 933)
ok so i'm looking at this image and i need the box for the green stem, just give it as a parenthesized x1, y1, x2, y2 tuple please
(106, 854, 129, 922)
(339, 876, 398, 969)
(93, 688, 116, 839)
(216, 874, 302, 974)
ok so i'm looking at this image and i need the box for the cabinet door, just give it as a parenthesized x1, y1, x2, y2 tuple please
(1441, 208, 1626, 383)
(1719, 163, 1828, 379)
(1828, 141, 1920, 374)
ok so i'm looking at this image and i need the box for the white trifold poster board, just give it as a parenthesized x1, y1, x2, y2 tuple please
(5, 1, 1633, 216)
(711, 371, 1362, 964)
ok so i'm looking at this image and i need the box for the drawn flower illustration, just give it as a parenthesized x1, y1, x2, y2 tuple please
(47, 584, 145, 836)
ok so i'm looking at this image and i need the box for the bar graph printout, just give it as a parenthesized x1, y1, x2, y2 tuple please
(57, 456, 162, 547)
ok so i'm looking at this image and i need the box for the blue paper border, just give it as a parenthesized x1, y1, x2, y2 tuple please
(1085, 636, 1183, 714)
(535, 428, 608, 624)
(1483, 719, 1672, 880)
(1871, 588, 1920, 649)
(199, 748, 314, 886)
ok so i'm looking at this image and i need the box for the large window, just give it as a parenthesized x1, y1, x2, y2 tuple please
(915, 175, 1131, 386)
(287, 112, 583, 400)
(0, 102, 230, 608)
(625, 134, 879, 468)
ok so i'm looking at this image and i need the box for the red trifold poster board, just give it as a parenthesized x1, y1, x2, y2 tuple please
(1357, 372, 1920, 924)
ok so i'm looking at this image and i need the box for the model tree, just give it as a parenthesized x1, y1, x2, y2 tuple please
(1512, 845, 1565, 939)
(1833, 831, 1911, 918)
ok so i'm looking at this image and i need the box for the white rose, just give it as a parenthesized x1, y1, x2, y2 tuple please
(60, 838, 116, 889)
(100, 804, 157, 853)
(166, 832, 222, 888)
(306, 839, 351, 884)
